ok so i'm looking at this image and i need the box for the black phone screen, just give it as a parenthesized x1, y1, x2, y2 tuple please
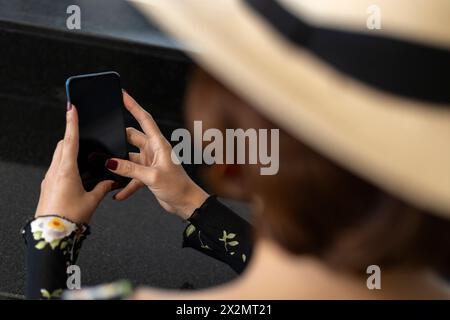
(66, 71, 130, 191)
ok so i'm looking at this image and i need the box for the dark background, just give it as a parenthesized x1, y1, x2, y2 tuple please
(0, 0, 250, 299)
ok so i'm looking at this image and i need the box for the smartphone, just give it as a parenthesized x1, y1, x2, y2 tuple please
(65, 71, 130, 192)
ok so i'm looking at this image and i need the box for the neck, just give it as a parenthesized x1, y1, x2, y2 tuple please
(234, 237, 450, 299)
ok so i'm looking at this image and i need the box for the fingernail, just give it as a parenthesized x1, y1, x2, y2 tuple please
(67, 102, 72, 111)
(122, 88, 127, 93)
(105, 159, 118, 170)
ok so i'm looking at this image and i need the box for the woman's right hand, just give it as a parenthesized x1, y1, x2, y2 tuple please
(105, 91, 208, 220)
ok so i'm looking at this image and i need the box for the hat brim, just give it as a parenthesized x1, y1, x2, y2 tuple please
(132, 0, 450, 218)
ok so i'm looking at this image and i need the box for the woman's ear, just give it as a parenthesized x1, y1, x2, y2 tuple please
(201, 163, 251, 201)
(185, 68, 269, 201)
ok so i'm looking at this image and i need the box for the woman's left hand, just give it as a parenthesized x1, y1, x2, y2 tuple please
(35, 104, 115, 224)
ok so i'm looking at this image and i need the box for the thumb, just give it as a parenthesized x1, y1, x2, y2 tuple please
(105, 158, 148, 180)
(90, 180, 115, 202)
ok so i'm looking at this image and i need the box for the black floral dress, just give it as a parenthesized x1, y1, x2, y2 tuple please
(22, 195, 253, 299)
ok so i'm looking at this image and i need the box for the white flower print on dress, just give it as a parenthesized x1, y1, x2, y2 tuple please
(31, 216, 76, 250)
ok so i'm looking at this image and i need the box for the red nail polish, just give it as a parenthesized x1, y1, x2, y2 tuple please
(67, 102, 72, 111)
(105, 159, 118, 170)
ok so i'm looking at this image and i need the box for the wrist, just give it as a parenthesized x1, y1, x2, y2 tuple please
(35, 210, 90, 225)
(178, 185, 209, 220)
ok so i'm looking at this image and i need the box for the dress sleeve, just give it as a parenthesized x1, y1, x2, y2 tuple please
(22, 215, 89, 300)
(182, 195, 253, 274)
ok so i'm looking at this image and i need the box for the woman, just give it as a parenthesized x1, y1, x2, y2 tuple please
(24, 0, 450, 299)
(24, 91, 253, 299)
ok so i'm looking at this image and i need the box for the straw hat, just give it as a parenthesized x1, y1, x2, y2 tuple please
(131, 0, 450, 219)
